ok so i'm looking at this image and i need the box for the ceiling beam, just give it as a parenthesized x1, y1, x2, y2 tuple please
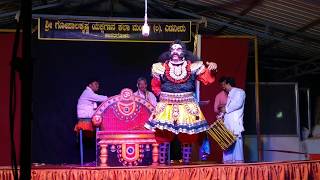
(0, 2, 63, 18)
(298, 18, 320, 32)
(279, 63, 320, 80)
(276, 54, 320, 80)
(149, 0, 320, 53)
(0, 0, 19, 6)
(214, 0, 263, 34)
(262, 18, 320, 52)
(180, 0, 320, 44)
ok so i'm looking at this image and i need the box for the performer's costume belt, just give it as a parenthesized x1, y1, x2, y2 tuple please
(159, 92, 194, 104)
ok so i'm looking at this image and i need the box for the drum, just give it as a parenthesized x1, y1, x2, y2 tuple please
(207, 119, 236, 150)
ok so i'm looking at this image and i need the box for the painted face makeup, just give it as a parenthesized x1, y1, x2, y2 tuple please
(170, 44, 184, 62)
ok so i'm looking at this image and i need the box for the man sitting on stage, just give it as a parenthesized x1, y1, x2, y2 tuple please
(219, 76, 246, 163)
(145, 39, 218, 164)
(134, 77, 157, 107)
(74, 79, 108, 132)
(74, 79, 109, 165)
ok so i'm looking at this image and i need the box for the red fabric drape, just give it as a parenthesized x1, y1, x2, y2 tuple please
(0, 32, 22, 165)
(200, 36, 249, 162)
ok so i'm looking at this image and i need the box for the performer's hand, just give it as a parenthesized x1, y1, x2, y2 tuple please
(206, 62, 218, 71)
(220, 106, 226, 113)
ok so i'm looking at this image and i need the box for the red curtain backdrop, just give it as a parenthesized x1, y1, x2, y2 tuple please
(0, 32, 21, 165)
(200, 36, 249, 162)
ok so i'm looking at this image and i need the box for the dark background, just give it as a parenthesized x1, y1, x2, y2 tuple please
(31, 38, 171, 164)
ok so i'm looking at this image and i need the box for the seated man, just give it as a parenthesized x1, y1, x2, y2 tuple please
(74, 78, 108, 165)
(134, 77, 157, 107)
(75, 78, 108, 132)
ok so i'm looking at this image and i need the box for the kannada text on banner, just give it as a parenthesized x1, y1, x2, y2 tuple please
(38, 18, 191, 42)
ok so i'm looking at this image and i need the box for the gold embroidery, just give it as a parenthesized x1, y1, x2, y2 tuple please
(168, 61, 188, 80)
(152, 63, 165, 76)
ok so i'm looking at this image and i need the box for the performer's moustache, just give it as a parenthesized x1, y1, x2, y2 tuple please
(170, 52, 184, 60)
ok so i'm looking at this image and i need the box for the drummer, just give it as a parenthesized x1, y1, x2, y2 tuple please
(219, 76, 246, 164)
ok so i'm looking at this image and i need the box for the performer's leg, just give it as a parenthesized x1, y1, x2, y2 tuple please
(198, 133, 210, 161)
(178, 133, 198, 164)
(155, 130, 175, 165)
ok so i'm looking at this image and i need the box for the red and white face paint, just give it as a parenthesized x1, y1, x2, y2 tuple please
(170, 43, 184, 63)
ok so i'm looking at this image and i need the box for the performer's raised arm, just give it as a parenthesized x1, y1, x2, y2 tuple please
(196, 61, 217, 85)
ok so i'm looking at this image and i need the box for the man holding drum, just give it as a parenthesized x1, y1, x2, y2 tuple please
(219, 76, 246, 164)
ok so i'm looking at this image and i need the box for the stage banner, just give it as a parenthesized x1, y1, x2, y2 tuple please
(38, 17, 191, 42)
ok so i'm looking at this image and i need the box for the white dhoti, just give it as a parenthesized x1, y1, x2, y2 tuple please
(223, 135, 244, 163)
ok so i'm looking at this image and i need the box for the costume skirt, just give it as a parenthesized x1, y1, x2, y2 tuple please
(145, 92, 209, 134)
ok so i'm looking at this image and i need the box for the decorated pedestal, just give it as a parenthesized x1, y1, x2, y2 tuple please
(92, 88, 158, 166)
(97, 131, 158, 166)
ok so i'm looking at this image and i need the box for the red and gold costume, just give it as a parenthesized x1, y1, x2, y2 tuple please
(145, 60, 215, 135)
(144, 40, 217, 164)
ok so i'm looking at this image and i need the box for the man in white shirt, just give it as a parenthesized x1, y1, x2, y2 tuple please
(77, 80, 108, 118)
(75, 79, 108, 132)
(134, 77, 157, 107)
(220, 76, 246, 163)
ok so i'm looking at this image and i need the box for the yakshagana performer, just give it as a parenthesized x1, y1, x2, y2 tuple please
(145, 39, 218, 164)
